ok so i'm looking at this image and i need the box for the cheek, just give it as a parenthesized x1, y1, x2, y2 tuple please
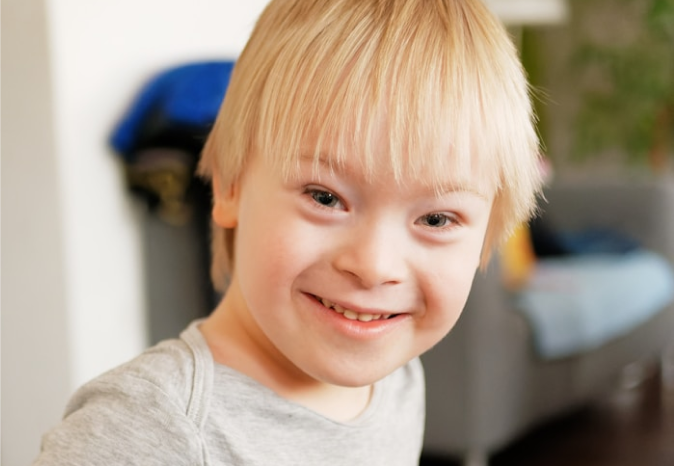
(236, 223, 292, 293)
(419, 243, 482, 332)
(413, 266, 477, 358)
(234, 204, 317, 304)
(433, 266, 476, 318)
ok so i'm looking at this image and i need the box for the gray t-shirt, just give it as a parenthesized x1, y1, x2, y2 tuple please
(34, 321, 425, 465)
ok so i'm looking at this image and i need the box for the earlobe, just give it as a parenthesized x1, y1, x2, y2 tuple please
(212, 176, 240, 229)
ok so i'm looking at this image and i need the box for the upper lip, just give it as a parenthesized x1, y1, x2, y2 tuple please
(310, 293, 404, 317)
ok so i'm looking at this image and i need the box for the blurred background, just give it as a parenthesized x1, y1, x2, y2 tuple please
(2, 1, 673, 465)
(3, 1, 269, 464)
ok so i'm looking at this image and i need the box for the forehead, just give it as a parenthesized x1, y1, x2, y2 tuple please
(242, 0, 538, 203)
(299, 155, 495, 206)
(271, 113, 498, 200)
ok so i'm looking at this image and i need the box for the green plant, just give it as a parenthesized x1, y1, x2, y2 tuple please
(571, 0, 674, 168)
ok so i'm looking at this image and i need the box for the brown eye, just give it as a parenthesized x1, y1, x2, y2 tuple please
(418, 213, 453, 228)
(308, 189, 342, 209)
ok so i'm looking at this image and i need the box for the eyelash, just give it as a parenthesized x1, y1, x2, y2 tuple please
(415, 213, 460, 230)
(303, 186, 462, 230)
(304, 187, 345, 210)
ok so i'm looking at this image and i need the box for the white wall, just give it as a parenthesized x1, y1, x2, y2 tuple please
(2, 1, 74, 464)
(2, 1, 270, 465)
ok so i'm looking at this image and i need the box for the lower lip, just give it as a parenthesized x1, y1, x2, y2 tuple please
(302, 293, 408, 340)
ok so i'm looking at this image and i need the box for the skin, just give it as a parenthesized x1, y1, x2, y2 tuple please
(200, 131, 495, 422)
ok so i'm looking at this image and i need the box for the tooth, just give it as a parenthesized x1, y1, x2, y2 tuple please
(357, 313, 374, 322)
(321, 298, 333, 309)
(333, 304, 346, 314)
(343, 310, 359, 320)
(373, 315, 382, 320)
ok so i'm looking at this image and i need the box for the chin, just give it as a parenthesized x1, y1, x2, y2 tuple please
(310, 359, 407, 388)
(324, 375, 379, 388)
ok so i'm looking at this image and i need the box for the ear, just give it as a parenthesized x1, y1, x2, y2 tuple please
(212, 175, 240, 229)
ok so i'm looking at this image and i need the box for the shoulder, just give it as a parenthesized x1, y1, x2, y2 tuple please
(34, 323, 212, 466)
(69, 321, 213, 420)
(67, 337, 196, 415)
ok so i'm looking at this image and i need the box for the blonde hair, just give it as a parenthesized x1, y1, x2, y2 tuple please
(199, 0, 543, 291)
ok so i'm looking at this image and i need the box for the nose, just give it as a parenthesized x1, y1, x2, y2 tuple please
(333, 219, 408, 288)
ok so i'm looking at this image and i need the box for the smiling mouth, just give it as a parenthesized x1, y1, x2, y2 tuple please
(312, 295, 399, 322)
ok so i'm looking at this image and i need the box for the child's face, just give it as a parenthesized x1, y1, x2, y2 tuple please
(220, 132, 494, 388)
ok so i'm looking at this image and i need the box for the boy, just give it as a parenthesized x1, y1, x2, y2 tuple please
(34, 0, 542, 464)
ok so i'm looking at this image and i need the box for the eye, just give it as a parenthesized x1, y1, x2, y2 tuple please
(416, 213, 457, 228)
(305, 188, 344, 210)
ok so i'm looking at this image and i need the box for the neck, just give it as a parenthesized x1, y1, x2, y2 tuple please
(199, 287, 373, 422)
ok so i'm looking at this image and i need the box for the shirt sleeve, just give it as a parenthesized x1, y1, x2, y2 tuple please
(32, 372, 205, 466)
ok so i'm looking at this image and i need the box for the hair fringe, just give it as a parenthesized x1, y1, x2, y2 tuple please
(199, 0, 543, 289)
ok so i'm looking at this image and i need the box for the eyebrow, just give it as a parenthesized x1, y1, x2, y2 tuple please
(298, 151, 490, 200)
(299, 151, 339, 166)
(298, 151, 353, 177)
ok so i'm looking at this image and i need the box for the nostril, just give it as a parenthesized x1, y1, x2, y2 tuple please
(332, 229, 407, 288)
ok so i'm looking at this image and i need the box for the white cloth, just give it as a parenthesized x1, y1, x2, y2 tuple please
(33, 320, 426, 465)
